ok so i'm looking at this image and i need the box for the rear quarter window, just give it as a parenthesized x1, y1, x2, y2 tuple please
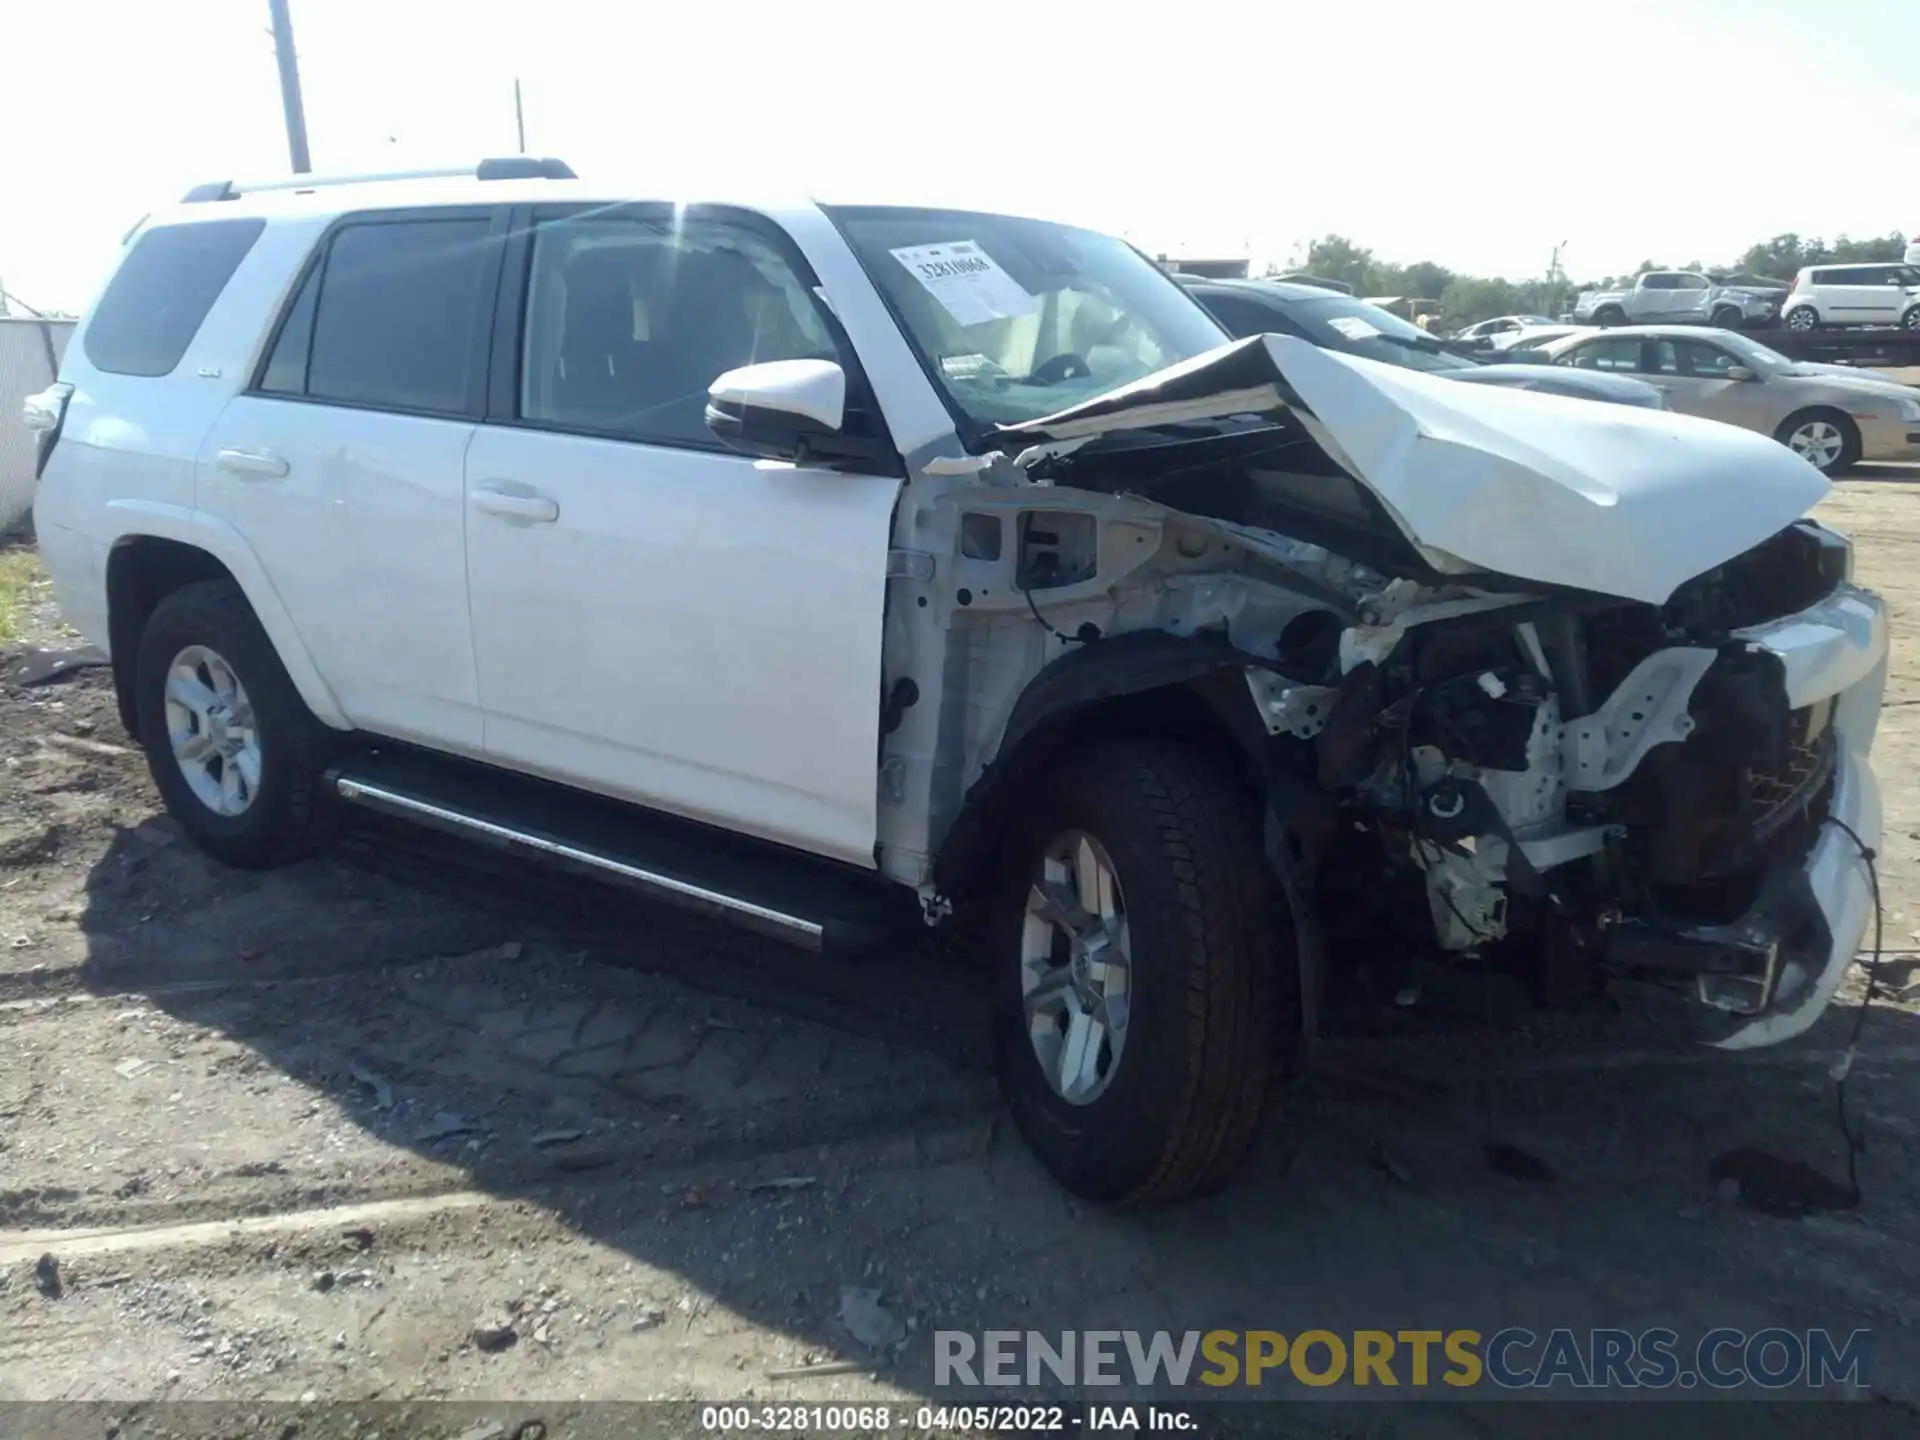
(258, 217, 494, 416)
(82, 219, 266, 377)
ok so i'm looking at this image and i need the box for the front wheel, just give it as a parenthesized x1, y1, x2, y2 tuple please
(1776, 410, 1861, 475)
(1593, 306, 1626, 327)
(989, 741, 1292, 1203)
(1902, 306, 1920, 333)
(1710, 306, 1745, 330)
(134, 579, 339, 869)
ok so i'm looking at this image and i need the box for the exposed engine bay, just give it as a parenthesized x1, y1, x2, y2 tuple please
(1243, 517, 1857, 1034)
(880, 333, 1887, 1053)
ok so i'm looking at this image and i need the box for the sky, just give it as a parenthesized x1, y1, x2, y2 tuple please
(3, 0, 1918, 313)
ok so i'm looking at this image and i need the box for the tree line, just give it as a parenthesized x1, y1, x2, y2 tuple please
(1286, 231, 1911, 326)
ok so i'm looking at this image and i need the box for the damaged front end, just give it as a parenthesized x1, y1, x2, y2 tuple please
(986, 336, 1887, 1048)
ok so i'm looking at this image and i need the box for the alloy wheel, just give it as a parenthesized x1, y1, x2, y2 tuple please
(1020, 830, 1133, 1106)
(163, 645, 262, 816)
(1787, 419, 1845, 471)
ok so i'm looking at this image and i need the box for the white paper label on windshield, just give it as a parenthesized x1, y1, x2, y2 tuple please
(890, 240, 1037, 326)
(1326, 315, 1381, 341)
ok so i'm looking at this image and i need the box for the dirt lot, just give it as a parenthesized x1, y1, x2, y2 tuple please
(6, 475, 1920, 1435)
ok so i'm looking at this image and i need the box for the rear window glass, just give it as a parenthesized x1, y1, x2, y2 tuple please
(82, 219, 265, 377)
(1194, 292, 1291, 340)
(303, 219, 492, 415)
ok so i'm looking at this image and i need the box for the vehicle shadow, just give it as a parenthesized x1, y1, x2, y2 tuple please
(1843, 463, 1920, 486)
(65, 810, 1920, 1417)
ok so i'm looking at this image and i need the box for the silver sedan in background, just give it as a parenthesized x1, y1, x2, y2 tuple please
(1539, 325, 1920, 473)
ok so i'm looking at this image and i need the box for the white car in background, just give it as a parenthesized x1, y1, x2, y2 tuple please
(1905, 235, 1920, 266)
(1781, 263, 1920, 332)
(1502, 324, 1587, 354)
(1453, 314, 1556, 347)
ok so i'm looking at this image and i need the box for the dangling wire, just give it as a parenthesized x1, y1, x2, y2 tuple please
(1824, 814, 1884, 1206)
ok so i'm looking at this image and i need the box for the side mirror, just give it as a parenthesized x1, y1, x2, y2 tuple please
(706, 359, 847, 461)
(1724, 365, 1756, 382)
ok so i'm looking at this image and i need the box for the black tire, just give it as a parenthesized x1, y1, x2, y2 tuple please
(1593, 306, 1626, 327)
(989, 740, 1291, 1204)
(134, 579, 339, 870)
(1774, 408, 1861, 476)
(1784, 307, 1819, 332)
(1709, 306, 1744, 330)
(1902, 306, 1920, 333)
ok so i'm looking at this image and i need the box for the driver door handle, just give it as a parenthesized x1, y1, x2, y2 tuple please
(216, 447, 290, 480)
(470, 485, 560, 525)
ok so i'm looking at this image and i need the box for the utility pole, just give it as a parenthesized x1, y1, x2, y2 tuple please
(267, 0, 312, 173)
(514, 78, 527, 153)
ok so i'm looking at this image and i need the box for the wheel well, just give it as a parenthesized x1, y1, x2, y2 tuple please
(105, 538, 236, 737)
(934, 671, 1275, 903)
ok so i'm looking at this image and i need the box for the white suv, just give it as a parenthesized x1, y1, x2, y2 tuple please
(27, 160, 1890, 1201)
(1782, 262, 1920, 331)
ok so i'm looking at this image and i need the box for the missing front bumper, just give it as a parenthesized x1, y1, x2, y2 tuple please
(1605, 861, 1822, 1019)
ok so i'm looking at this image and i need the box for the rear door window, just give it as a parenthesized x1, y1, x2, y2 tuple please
(1563, 336, 1644, 371)
(1679, 340, 1742, 378)
(259, 217, 495, 416)
(83, 219, 266, 377)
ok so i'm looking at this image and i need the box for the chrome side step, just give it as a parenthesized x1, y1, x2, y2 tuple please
(335, 775, 824, 946)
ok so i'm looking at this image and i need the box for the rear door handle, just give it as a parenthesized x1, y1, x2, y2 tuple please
(216, 447, 290, 480)
(470, 486, 560, 525)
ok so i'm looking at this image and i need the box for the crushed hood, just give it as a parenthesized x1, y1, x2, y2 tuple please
(997, 335, 1831, 605)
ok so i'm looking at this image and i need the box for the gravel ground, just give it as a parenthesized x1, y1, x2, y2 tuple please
(4, 471, 1920, 1438)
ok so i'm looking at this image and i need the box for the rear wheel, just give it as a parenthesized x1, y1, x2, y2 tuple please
(1776, 409, 1861, 475)
(1784, 306, 1819, 332)
(134, 580, 339, 869)
(989, 740, 1291, 1203)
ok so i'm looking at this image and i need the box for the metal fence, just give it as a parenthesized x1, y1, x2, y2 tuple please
(1, 316, 75, 536)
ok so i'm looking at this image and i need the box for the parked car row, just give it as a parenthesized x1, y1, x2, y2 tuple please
(1567, 260, 1920, 336)
(1572, 271, 1783, 330)
(1181, 278, 1919, 475)
(1179, 279, 1666, 407)
(1541, 325, 1920, 472)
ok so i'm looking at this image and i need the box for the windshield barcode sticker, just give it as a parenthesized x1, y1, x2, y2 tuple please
(890, 240, 1037, 327)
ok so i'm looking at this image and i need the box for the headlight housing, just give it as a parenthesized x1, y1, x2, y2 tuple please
(1896, 396, 1920, 422)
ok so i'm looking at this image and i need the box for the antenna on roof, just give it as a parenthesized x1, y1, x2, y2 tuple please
(514, 78, 527, 154)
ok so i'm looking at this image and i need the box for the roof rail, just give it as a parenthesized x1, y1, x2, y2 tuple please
(181, 156, 576, 203)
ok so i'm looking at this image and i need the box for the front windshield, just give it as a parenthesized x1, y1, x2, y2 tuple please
(1281, 295, 1478, 373)
(826, 206, 1228, 435)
